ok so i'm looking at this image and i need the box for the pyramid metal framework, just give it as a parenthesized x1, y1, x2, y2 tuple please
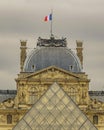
(13, 83, 98, 130)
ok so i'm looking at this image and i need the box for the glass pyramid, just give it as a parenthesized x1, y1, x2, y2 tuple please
(13, 82, 98, 130)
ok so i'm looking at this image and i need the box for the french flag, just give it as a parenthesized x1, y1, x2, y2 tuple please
(44, 14, 52, 21)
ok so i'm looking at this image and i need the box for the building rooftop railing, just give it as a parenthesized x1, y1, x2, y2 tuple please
(0, 90, 17, 94)
(89, 91, 104, 96)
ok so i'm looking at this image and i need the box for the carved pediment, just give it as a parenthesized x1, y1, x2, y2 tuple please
(24, 66, 81, 81)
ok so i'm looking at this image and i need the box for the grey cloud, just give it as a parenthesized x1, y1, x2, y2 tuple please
(0, 0, 104, 90)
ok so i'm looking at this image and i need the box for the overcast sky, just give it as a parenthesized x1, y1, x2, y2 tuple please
(0, 0, 104, 90)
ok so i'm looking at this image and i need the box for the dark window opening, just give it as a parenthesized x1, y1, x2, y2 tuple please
(93, 115, 98, 124)
(7, 114, 12, 124)
(32, 65, 36, 70)
(69, 65, 73, 71)
(32, 65, 34, 69)
(70, 65, 73, 70)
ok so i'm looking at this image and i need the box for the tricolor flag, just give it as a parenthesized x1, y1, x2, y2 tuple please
(44, 14, 52, 21)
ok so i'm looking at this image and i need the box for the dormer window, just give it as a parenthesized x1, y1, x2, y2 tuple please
(69, 65, 73, 71)
(32, 65, 36, 70)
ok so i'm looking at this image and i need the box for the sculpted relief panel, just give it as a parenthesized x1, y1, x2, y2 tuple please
(26, 67, 80, 82)
(18, 84, 27, 104)
(0, 115, 5, 124)
(27, 84, 48, 104)
(0, 99, 15, 109)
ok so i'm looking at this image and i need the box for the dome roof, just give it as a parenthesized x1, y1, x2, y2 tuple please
(24, 47, 82, 73)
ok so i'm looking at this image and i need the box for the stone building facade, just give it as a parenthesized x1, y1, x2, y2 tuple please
(0, 36, 104, 130)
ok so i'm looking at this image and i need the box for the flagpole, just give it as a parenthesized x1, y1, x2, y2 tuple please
(50, 9, 53, 37)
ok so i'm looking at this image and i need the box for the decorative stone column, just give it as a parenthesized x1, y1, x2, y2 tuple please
(76, 40, 83, 68)
(20, 40, 27, 72)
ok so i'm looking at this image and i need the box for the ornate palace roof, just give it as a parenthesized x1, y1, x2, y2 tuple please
(24, 36, 82, 73)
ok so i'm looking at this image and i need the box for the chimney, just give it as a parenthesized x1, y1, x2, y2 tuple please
(76, 40, 83, 68)
(20, 40, 27, 72)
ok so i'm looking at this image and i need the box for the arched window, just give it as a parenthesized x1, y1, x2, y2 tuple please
(93, 115, 98, 124)
(7, 114, 12, 124)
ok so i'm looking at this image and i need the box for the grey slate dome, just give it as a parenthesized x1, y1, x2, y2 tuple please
(24, 37, 82, 73)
